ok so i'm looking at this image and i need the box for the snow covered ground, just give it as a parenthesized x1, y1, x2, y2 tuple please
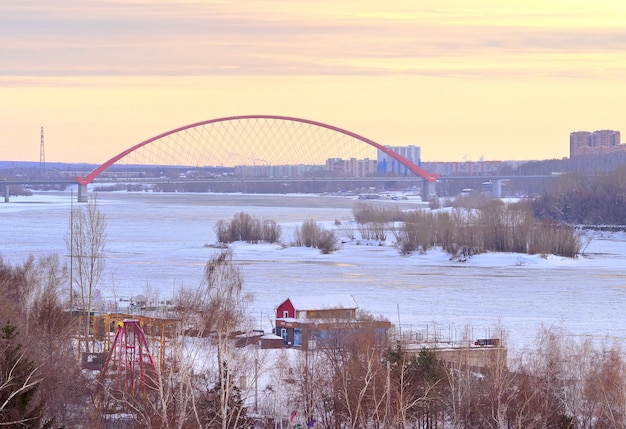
(1, 190, 625, 353)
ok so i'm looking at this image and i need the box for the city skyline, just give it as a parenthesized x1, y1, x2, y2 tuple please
(2, 1, 626, 164)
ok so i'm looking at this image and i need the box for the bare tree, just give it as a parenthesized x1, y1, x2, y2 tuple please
(307, 313, 391, 428)
(174, 249, 252, 429)
(476, 339, 516, 428)
(0, 255, 38, 323)
(0, 255, 90, 427)
(66, 195, 107, 353)
(582, 344, 626, 429)
(29, 255, 91, 426)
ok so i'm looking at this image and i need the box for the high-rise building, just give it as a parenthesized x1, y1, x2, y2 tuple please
(593, 129, 621, 148)
(377, 145, 421, 175)
(570, 130, 624, 157)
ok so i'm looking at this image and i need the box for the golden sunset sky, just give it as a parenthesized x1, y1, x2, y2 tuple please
(2, 0, 626, 164)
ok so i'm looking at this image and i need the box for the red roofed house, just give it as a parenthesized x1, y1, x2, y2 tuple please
(274, 294, 390, 350)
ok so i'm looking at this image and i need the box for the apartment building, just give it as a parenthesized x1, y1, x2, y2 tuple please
(377, 145, 421, 175)
(570, 130, 625, 157)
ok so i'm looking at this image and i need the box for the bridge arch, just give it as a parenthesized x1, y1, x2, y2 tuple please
(76, 115, 438, 185)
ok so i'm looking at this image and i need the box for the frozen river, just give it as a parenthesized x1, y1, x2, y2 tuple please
(1, 190, 625, 352)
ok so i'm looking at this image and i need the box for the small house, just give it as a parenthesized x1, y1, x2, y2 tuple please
(274, 294, 390, 349)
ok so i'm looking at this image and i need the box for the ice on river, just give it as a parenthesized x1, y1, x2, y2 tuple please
(1, 190, 625, 352)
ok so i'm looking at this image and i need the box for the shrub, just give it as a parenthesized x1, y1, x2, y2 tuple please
(215, 219, 230, 243)
(395, 203, 581, 258)
(395, 210, 436, 254)
(353, 201, 403, 224)
(357, 222, 387, 242)
(477, 200, 534, 253)
(215, 212, 281, 244)
(352, 202, 399, 242)
(318, 230, 340, 254)
(261, 219, 282, 243)
(337, 219, 357, 241)
(294, 219, 321, 247)
(428, 197, 441, 210)
(528, 220, 581, 258)
(294, 220, 339, 253)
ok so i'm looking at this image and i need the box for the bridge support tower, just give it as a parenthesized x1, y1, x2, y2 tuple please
(77, 184, 88, 203)
(492, 179, 503, 199)
(423, 181, 437, 200)
(3, 182, 9, 203)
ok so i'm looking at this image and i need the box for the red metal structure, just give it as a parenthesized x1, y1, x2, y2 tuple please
(75, 115, 438, 185)
(100, 319, 158, 394)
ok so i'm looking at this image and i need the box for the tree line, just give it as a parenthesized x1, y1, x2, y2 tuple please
(531, 166, 626, 226)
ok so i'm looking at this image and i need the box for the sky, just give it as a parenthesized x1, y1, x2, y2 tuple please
(2, 0, 626, 164)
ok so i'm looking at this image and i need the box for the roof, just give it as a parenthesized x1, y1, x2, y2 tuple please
(286, 294, 358, 311)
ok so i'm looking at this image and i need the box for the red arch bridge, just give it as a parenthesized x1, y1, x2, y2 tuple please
(7, 115, 440, 202)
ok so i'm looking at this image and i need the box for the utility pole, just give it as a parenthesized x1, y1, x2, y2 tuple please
(254, 357, 258, 413)
(70, 188, 74, 312)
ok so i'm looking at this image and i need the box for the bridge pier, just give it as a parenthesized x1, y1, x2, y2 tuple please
(77, 184, 88, 203)
(492, 179, 503, 199)
(3, 182, 9, 203)
(423, 181, 437, 200)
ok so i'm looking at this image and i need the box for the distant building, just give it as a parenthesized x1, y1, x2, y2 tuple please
(570, 130, 626, 157)
(234, 164, 325, 178)
(274, 294, 391, 350)
(377, 145, 421, 175)
(325, 158, 378, 177)
(421, 160, 506, 177)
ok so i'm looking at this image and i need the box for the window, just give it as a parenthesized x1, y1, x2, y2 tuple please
(280, 328, 288, 344)
(293, 328, 302, 346)
(283, 310, 289, 318)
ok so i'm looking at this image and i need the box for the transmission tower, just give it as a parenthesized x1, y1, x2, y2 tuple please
(39, 126, 45, 169)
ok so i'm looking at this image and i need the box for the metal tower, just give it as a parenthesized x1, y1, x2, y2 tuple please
(39, 126, 45, 169)
(100, 319, 159, 394)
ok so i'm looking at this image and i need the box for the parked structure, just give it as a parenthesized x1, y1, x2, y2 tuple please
(274, 294, 391, 350)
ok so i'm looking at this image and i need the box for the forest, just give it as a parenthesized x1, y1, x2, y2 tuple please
(531, 165, 626, 226)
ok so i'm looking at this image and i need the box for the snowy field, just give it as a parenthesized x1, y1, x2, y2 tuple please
(1, 190, 625, 353)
